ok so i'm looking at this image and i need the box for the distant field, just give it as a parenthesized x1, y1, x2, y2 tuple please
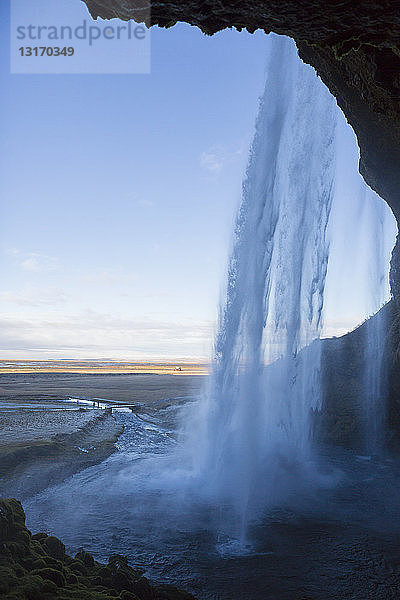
(0, 360, 208, 376)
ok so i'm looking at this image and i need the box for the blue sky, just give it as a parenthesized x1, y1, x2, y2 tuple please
(0, 2, 271, 359)
(0, 1, 397, 360)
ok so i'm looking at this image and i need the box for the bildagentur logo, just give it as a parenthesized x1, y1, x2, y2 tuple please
(10, 0, 151, 74)
(15, 20, 147, 47)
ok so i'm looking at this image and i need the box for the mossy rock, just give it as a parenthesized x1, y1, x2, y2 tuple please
(76, 549, 96, 568)
(31, 532, 48, 542)
(32, 566, 67, 587)
(0, 498, 198, 600)
(41, 535, 66, 560)
(70, 559, 89, 575)
(119, 592, 141, 600)
(154, 584, 198, 599)
(0, 565, 19, 594)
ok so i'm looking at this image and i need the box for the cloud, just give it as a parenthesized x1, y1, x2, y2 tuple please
(0, 312, 214, 360)
(200, 148, 224, 174)
(6, 249, 59, 272)
(125, 192, 154, 208)
(200, 144, 244, 174)
(79, 268, 136, 287)
(135, 197, 154, 208)
(0, 288, 67, 307)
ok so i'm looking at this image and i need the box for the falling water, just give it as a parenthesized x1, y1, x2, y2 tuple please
(361, 191, 391, 454)
(322, 119, 395, 456)
(187, 35, 337, 533)
(363, 309, 387, 454)
(182, 35, 396, 542)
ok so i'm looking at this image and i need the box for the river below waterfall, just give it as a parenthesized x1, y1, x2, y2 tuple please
(22, 396, 400, 600)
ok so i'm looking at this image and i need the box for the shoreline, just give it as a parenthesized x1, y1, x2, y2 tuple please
(0, 408, 123, 501)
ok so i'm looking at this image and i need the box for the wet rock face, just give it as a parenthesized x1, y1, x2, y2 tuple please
(298, 42, 400, 220)
(81, 1, 400, 222)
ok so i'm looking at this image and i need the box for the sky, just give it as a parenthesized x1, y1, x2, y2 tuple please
(0, 1, 397, 360)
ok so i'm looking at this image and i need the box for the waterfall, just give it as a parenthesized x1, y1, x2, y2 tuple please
(361, 190, 392, 454)
(186, 35, 337, 533)
(181, 35, 395, 540)
(363, 309, 387, 454)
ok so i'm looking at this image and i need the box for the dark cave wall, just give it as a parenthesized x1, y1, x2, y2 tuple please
(297, 41, 400, 221)
(319, 299, 400, 449)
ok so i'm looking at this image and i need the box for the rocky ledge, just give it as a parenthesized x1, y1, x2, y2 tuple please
(0, 498, 197, 600)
